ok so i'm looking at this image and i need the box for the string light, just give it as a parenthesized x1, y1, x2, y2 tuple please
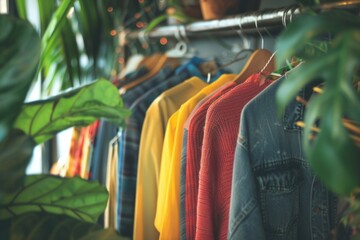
(160, 37, 168, 45)
(67, 7, 74, 18)
(138, 0, 144, 3)
(142, 43, 149, 49)
(134, 13, 141, 19)
(110, 30, 117, 36)
(136, 21, 145, 28)
(107, 7, 113, 12)
(118, 57, 125, 64)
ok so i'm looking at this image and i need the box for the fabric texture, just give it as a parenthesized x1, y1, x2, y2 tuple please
(116, 65, 175, 237)
(195, 74, 272, 240)
(66, 127, 82, 177)
(104, 137, 119, 229)
(80, 121, 99, 179)
(121, 66, 174, 107)
(90, 120, 118, 185)
(156, 74, 236, 240)
(228, 72, 339, 240)
(181, 81, 237, 240)
(117, 70, 191, 237)
(134, 77, 208, 240)
(114, 65, 148, 88)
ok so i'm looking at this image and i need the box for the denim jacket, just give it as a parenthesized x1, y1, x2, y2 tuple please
(228, 71, 339, 240)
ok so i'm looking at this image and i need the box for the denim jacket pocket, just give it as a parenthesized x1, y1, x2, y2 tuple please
(256, 165, 303, 240)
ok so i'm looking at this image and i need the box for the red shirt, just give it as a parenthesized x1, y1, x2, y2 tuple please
(195, 74, 273, 240)
(185, 82, 237, 240)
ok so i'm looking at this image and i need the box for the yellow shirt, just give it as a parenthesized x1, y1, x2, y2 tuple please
(156, 74, 237, 240)
(104, 137, 119, 229)
(134, 77, 208, 240)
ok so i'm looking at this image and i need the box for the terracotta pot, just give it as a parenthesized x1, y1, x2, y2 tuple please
(181, 0, 203, 19)
(200, 0, 260, 20)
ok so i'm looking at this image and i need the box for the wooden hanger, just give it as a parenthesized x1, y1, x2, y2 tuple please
(234, 49, 275, 83)
(137, 53, 164, 70)
(120, 55, 180, 94)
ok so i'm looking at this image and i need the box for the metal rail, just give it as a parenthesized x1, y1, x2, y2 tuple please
(126, 1, 360, 39)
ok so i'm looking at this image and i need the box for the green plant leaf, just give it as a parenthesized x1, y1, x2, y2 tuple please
(0, 175, 108, 223)
(76, 0, 102, 61)
(14, 79, 130, 144)
(60, 19, 82, 87)
(275, 51, 336, 115)
(275, 11, 360, 67)
(37, 0, 57, 36)
(276, 11, 360, 195)
(0, 15, 41, 142)
(0, 212, 123, 240)
(40, 0, 76, 70)
(146, 14, 168, 32)
(0, 130, 35, 195)
(15, 0, 27, 19)
(304, 94, 360, 195)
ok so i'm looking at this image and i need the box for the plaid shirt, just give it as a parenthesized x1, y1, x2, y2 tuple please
(90, 67, 150, 185)
(116, 71, 190, 237)
(113, 66, 149, 88)
(121, 66, 174, 107)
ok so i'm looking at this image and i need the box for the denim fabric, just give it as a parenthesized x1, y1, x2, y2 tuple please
(180, 129, 188, 240)
(228, 73, 338, 240)
(90, 120, 118, 185)
(175, 56, 225, 82)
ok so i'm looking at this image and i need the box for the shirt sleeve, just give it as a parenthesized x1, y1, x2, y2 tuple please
(228, 108, 266, 240)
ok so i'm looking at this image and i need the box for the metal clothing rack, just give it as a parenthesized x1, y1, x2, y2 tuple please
(126, 1, 360, 40)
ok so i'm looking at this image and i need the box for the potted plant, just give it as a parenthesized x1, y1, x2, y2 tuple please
(0, 1, 130, 239)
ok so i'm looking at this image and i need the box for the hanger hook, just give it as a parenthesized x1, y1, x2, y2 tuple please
(179, 25, 189, 43)
(237, 18, 250, 49)
(171, 26, 188, 56)
(174, 27, 183, 42)
(254, 11, 264, 49)
(138, 30, 149, 49)
(289, 4, 298, 24)
(282, 7, 287, 28)
(282, 5, 294, 28)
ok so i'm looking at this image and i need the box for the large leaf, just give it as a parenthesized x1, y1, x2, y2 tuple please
(275, 11, 360, 67)
(40, 0, 76, 70)
(14, 0, 27, 19)
(0, 130, 35, 195)
(76, 0, 102, 60)
(37, 0, 57, 35)
(0, 15, 41, 142)
(304, 94, 360, 195)
(59, 19, 82, 87)
(0, 212, 122, 240)
(14, 79, 130, 144)
(0, 175, 108, 223)
(275, 11, 360, 195)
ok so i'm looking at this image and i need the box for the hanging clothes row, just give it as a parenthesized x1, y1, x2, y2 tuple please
(52, 46, 348, 240)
